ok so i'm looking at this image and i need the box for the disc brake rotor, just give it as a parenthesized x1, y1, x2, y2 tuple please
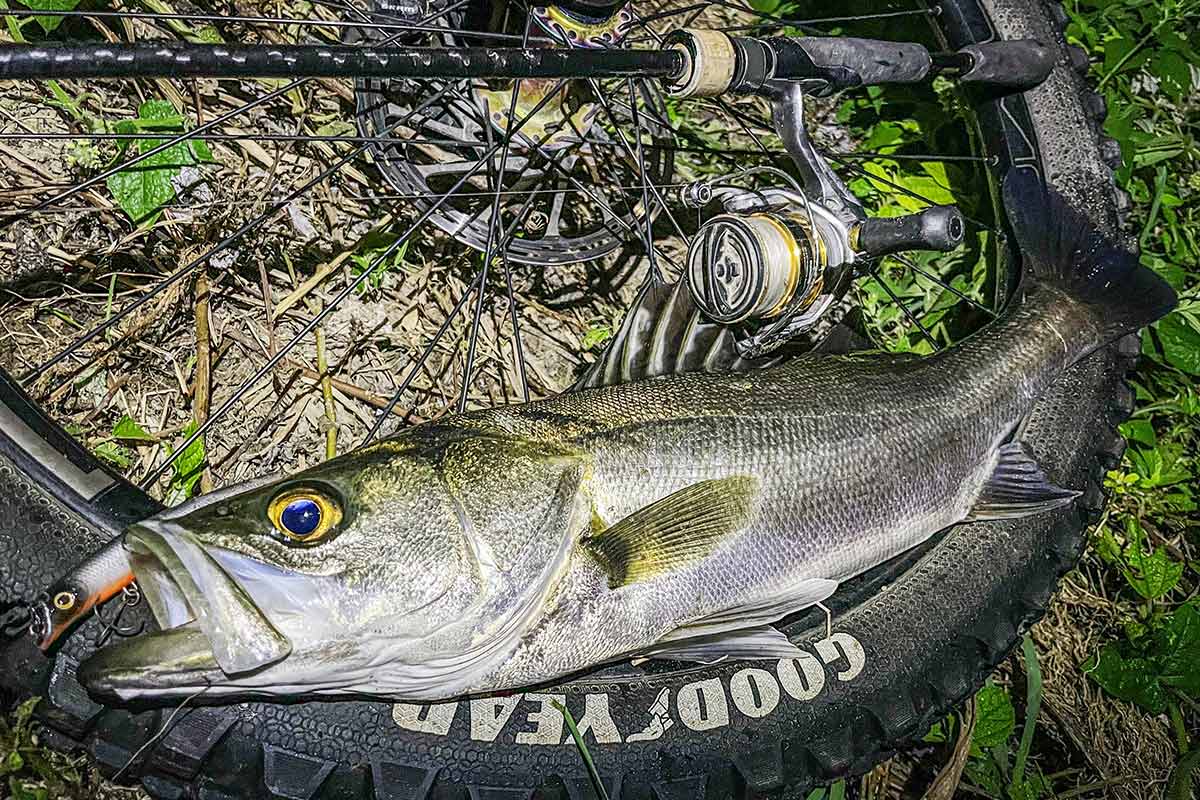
(353, 0, 674, 265)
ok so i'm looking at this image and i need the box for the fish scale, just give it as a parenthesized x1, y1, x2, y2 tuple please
(73, 175, 1177, 703)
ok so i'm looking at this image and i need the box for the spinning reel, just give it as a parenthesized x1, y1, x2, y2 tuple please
(662, 28, 992, 357)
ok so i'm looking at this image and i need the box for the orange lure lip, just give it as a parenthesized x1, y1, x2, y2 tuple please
(35, 537, 134, 652)
(36, 569, 135, 651)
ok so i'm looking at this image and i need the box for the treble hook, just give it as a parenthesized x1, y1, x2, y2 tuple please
(94, 582, 145, 647)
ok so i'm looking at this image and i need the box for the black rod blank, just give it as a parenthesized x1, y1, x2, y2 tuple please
(0, 43, 685, 82)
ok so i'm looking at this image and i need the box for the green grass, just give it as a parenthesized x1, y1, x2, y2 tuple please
(910, 0, 1200, 796)
(0, 0, 1196, 795)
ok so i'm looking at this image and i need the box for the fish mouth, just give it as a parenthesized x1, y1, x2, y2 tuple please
(79, 520, 292, 702)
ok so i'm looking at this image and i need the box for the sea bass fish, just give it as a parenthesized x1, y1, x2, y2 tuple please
(79, 173, 1176, 703)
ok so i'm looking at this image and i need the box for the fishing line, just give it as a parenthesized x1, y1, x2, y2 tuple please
(113, 684, 211, 781)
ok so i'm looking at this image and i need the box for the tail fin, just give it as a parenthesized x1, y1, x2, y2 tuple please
(1002, 169, 1176, 342)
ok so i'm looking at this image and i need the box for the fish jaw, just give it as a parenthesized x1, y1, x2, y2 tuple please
(79, 520, 292, 701)
(78, 624, 227, 703)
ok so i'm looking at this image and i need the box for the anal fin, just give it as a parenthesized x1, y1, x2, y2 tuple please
(968, 442, 1080, 521)
(636, 577, 839, 664)
(638, 626, 803, 665)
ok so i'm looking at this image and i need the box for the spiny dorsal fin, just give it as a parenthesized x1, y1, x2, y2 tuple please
(573, 281, 774, 390)
(967, 441, 1080, 521)
(583, 476, 759, 588)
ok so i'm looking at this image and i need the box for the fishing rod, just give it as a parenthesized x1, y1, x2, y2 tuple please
(0, 32, 966, 95)
(0, 31, 1048, 94)
(0, 42, 685, 82)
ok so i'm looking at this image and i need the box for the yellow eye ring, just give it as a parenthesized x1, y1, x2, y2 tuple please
(268, 489, 342, 543)
(53, 591, 76, 611)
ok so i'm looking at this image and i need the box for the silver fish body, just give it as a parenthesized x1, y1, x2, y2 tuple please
(78, 175, 1177, 703)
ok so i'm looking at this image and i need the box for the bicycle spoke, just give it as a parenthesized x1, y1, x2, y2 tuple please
(631, 1, 708, 25)
(890, 252, 998, 317)
(866, 263, 941, 351)
(0, 0, 471, 226)
(835, 151, 991, 163)
(459, 16, 530, 414)
(142, 78, 572, 484)
(362, 268, 483, 443)
(823, 152, 1000, 233)
(624, 78, 662, 282)
(501, 252, 530, 403)
(586, 78, 691, 246)
(0, 7, 549, 40)
(25, 81, 458, 381)
(364, 184, 541, 441)
(722, 8, 937, 32)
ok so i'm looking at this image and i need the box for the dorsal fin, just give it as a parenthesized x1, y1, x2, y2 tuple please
(573, 280, 777, 390)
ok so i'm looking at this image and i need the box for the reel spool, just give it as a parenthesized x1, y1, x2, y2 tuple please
(686, 200, 853, 328)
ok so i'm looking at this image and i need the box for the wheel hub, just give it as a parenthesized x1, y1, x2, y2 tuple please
(475, 79, 599, 152)
(530, 2, 635, 47)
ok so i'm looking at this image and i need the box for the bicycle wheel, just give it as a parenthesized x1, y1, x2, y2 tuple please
(0, 0, 1135, 795)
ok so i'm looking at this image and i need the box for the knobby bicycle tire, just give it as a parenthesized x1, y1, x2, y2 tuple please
(0, 0, 1138, 795)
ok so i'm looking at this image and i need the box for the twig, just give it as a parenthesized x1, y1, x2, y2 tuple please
(192, 266, 214, 493)
(258, 252, 282, 393)
(923, 703, 976, 799)
(1055, 776, 1134, 800)
(310, 301, 338, 460)
(222, 327, 404, 414)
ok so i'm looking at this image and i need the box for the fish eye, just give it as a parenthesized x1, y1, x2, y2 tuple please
(53, 591, 77, 611)
(267, 488, 343, 544)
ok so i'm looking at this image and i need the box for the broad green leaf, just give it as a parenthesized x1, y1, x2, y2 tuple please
(1008, 778, 1042, 800)
(1155, 313, 1200, 375)
(1088, 601, 1200, 712)
(971, 683, 1015, 748)
(963, 750, 1004, 797)
(9, 777, 49, 800)
(164, 421, 206, 506)
(2, 751, 23, 775)
(1150, 50, 1194, 102)
(106, 100, 212, 222)
(1085, 645, 1167, 713)
(1133, 134, 1186, 168)
(1122, 518, 1183, 599)
(860, 121, 906, 153)
(138, 99, 181, 123)
(1142, 254, 1190, 291)
(1119, 418, 1156, 446)
(15, 0, 81, 33)
(191, 138, 215, 162)
(582, 325, 613, 350)
(1159, 600, 1200, 697)
(107, 145, 183, 223)
(919, 160, 951, 190)
(112, 415, 154, 442)
(1093, 522, 1123, 565)
(92, 441, 133, 469)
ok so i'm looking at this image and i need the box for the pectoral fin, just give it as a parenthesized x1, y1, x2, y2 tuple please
(583, 476, 759, 588)
(638, 626, 803, 665)
(968, 442, 1080, 521)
